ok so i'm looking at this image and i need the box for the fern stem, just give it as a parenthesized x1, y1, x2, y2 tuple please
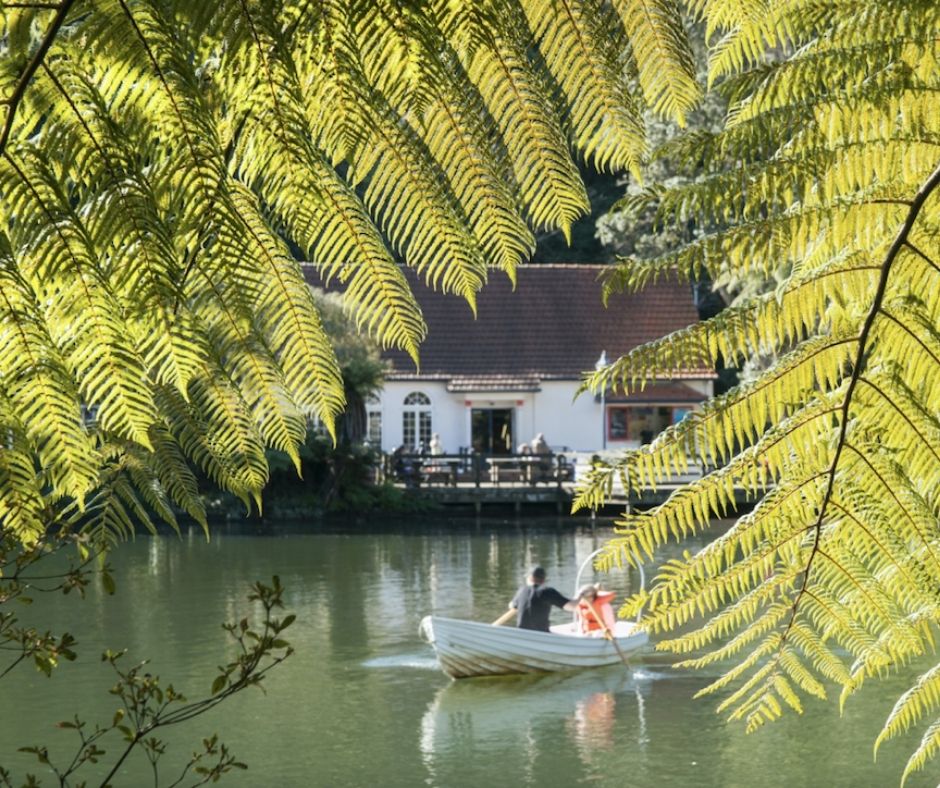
(857, 377, 940, 465)
(781, 159, 940, 645)
(903, 241, 940, 275)
(842, 443, 939, 568)
(0, 0, 78, 156)
(828, 500, 920, 592)
(876, 310, 940, 367)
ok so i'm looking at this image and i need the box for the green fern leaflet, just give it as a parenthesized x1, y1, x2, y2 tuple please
(577, 0, 940, 782)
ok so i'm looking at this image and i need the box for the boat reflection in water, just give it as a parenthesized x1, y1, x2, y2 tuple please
(568, 688, 617, 762)
(419, 666, 648, 782)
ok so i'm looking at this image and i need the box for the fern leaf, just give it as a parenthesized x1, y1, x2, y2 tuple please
(878, 664, 940, 752)
(461, 3, 590, 239)
(901, 719, 940, 787)
(0, 425, 47, 544)
(1, 149, 158, 448)
(611, 0, 700, 122)
(0, 250, 99, 500)
(583, 2, 940, 777)
(520, 0, 647, 175)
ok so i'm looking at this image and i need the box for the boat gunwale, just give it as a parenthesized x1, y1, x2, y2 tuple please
(423, 615, 649, 678)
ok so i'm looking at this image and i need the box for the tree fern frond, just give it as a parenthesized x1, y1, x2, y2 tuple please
(877, 664, 940, 753)
(671, 601, 791, 667)
(0, 248, 99, 500)
(187, 370, 268, 511)
(239, 113, 426, 360)
(900, 719, 940, 787)
(587, 256, 877, 395)
(78, 479, 143, 545)
(38, 55, 209, 396)
(417, 49, 535, 279)
(346, 0, 436, 112)
(461, 3, 590, 240)
(584, 2, 940, 775)
(188, 257, 305, 473)
(574, 335, 856, 515)
(0, 424, 47, 544)
(7, 4, 939, 776)
(2, 0, 708, 547)
(345, 71, 490, 308)
(227, 6, 427, 361)
(147, 425, 207, 531)
(521, 0, 647, 175)
(611, 0, 699, 123)
(153, 385, 255, 512)
(122, 445, 180, 532)
(852, 374, 940, 494)
(227, 185, 345, 436)
(1, 149, 159, 448)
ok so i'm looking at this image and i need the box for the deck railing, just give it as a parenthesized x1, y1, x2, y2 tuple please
(382, 452, 575, 489)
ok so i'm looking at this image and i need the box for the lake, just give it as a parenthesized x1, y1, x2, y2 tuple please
(0, 518, 928, 786)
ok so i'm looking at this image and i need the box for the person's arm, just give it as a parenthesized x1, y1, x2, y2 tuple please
(547, 587, 579, 612)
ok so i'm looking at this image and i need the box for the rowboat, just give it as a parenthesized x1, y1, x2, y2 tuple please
(418, 617, 649, 679)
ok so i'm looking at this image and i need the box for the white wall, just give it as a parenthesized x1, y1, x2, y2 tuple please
(685, 379, 712, 397)
(378, 381, 458, 452)
(374, 377, 714, 454)
(376, 383, 538, 454)
(375, 380, 600, 453)
(531, 381, 603, 452)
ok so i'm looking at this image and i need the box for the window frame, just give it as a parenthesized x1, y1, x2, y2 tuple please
(365, 394, 382, 448)
(606, 405, 690, 443)
(402, 391, 432, 451)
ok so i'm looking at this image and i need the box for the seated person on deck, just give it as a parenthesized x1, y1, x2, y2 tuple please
(576, 584, 617, 636)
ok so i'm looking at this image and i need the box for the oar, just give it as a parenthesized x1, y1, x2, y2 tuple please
(492, 608, 516, 626)
(583, 598, 630, 667)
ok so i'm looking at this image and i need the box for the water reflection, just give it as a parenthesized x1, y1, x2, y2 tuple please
(0, 519, 924, 788)
(569, 690, 617, 756)
(420, 667, 645, 783)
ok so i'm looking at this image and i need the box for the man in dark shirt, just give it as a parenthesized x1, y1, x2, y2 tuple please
(509, 566, 580, 632)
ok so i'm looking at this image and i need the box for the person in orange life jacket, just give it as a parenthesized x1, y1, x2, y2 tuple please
(509, 566, 582, 632)
(576, 584, 616, 636)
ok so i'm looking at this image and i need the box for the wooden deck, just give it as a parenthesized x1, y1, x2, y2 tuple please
(383, 452, 755, 513)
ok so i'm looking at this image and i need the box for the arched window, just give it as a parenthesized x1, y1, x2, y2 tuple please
(366, 395, 382, 447)
(402, 392, 432, 450)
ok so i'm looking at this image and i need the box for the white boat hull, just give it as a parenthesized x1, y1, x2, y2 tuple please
(419, 615, 649, 679)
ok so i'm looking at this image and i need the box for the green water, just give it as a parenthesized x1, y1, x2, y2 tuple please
(0, 519, 929, 787)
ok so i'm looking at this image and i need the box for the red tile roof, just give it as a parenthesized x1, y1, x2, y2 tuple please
(606, 382, 708, 403)
(304, 264, 713, 381)
(446, 374, 542, 392)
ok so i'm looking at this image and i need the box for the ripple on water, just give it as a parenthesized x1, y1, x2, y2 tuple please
(361, 653, 441, 670)
(631, 668, 676, 682)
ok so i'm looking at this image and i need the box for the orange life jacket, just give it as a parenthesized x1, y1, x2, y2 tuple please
(577, 591, 616, 634)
